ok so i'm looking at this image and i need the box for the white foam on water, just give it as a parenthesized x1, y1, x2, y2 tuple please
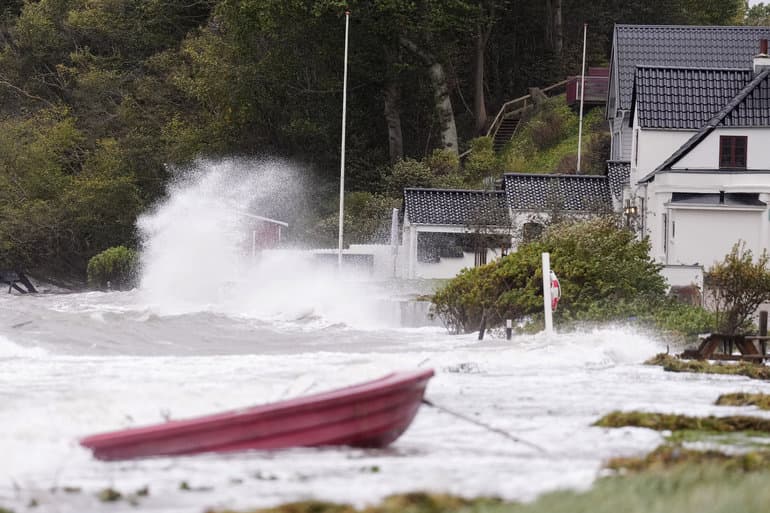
(136, 159, 401, 329)
(0, 334, 47, 358)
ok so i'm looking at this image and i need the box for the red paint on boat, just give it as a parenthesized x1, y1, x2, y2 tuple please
(80, 368, 434, 461)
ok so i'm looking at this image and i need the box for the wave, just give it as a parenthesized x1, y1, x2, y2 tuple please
(0, 335, 48, 358)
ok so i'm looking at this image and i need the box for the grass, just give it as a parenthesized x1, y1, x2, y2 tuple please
(594, 411, 770, 433)
(605, 444, 770, 473)
(645, 353, 770, 380)
(499, 97, 608, 176)
(716, 393, 770, 409)
(210, 463, 770, 513)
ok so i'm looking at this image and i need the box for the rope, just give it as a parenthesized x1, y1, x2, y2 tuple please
(422, 398, 547, 453)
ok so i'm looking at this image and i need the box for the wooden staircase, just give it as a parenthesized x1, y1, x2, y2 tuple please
(482, 79, 569, 155)
(492, 117, 520, 152)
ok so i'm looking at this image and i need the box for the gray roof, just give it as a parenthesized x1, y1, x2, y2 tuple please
(632, 67, 752, 129)
(641, 69, 770, 181)
(606, 161, 630, 200)
(403, 188, 509, 226)
(503, 174, 612, 212)
(613, 24, 770, 111)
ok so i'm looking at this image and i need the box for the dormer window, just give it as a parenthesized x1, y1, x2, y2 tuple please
(719, 136, 747, 169)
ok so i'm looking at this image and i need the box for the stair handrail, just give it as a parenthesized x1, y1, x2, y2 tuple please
(485, 79, 570, 141)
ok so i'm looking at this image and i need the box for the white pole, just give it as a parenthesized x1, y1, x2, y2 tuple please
(390, 208, 399, 276)
(337, 10, 350, 269)
(576, 22, 587, 173)
(542, 252, 553, 334)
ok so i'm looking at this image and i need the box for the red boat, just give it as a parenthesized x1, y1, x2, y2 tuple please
(80, 368, 434, 461)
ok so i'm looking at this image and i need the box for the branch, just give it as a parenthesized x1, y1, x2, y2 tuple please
(0, 78, 57, 109)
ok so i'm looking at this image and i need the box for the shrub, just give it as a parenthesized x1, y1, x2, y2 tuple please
(385, 159, 436, 196)
(432, 217, 667, 333)
(87, 246, 138, 290)
(426, 149, 460, 176)
(705, 242, 770, 335)
(463, 137, 499, 180)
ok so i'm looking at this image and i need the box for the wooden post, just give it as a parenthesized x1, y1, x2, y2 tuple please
(478, 310, 487, 341)
(760, 311, 768, 357)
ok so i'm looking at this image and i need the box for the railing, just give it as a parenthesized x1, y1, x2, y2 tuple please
(485, 79, 570, 143)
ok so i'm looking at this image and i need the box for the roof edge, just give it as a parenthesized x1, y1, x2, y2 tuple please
(640, 69, 770, 183)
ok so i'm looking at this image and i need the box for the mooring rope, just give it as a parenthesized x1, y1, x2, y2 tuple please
(422, 398, 547, 453)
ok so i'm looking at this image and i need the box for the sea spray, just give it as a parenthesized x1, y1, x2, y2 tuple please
(136, 158, 396, 328)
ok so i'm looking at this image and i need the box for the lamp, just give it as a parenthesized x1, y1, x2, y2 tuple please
(624, 200, 638, 227)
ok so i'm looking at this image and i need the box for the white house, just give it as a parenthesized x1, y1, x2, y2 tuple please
(400, 173, 617, 279)
(618, 32, 770, 287)
(608, 24, 770, 162)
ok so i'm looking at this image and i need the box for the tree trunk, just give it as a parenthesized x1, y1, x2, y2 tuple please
(383, 79, 403, 164)
(553, 0, 563, 55)
(399, 36, 458, 154)
(473, 25, 489, 134)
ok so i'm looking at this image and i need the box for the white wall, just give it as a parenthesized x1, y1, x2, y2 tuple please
(632, 128, 694, 184)
(667, 208, 762, 267)
(640, 169, 770, 269)
(675, 128, 770, 169)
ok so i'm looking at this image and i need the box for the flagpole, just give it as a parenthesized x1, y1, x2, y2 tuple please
(576, 22, 587, 173)
(337, 10, 350, 269)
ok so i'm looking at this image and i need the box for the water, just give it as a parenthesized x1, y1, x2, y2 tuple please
(3, 161, 770, 513)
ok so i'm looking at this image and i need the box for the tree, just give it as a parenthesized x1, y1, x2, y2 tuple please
(432, 216, 666, 333)
(705, 242, 770, 336)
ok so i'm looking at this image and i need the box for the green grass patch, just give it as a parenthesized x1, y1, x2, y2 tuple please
(716, 393, 770, 410)
(594, 411, 770, 432)
(605, 444, 770, 473)
(214, 463, 770, 513)
(646, 353, 770, 380)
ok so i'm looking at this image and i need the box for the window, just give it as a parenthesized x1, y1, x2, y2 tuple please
(719, 136, 747, 169)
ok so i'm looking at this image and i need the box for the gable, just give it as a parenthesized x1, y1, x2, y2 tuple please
(614, 25, 770, 112)
(632, 67, 752, 129)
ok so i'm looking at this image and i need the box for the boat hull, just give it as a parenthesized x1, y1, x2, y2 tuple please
(80, 368, 434, 461)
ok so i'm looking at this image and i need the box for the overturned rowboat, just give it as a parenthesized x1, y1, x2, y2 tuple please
(80, 368, 434, 461)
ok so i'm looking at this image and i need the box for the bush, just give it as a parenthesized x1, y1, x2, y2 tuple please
(463, 137, 499, 180)
(87, 246, 138, 290)
(426, 149, 460, 176)
(705, 242, 770, 335)
(384, 159, 436, 196)
(432, 217, 667, 333)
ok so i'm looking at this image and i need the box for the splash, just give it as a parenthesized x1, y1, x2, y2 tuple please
(136, 159, 395, 328)
(0, 334, 47, 358)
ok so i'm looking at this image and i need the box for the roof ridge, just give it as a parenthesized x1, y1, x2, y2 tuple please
(616, 24, 770, 30)
(503, 173, 607, 179)
(635, 65, 752, 72)
(404, 187, 503, 194)
(641, 69, 770, 182)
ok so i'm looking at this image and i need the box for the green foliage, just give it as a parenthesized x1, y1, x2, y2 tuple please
(595, 411, 770, 433)
(312, 192, 401, 247)
(716, 393, 770, 410)
(86, 245, 138, 290)
(500, 101, 608, 175)
(646, 353, 770, 380)
(705, 242, 770, 335)
(425, 149, 460, 176)
(385, 159, 443, 196)
(432, 217, 667, 333)
(463, 137, 499, 180)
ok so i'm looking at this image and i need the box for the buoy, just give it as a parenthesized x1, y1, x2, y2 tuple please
(550, 270, 560, 312)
